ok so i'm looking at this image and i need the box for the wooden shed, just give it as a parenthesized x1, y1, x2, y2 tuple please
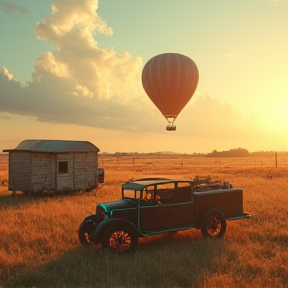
(3, 139, 104, 195)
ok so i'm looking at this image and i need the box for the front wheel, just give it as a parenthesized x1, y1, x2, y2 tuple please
(102, 224, 138, 252)
(78, 221, 96, 245)
(201, 210, 226, 238)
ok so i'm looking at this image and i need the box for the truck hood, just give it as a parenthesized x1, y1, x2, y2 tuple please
(98, 198, 137, 214)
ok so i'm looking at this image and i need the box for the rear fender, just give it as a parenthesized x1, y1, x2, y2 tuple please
(91, 218, 139, 243)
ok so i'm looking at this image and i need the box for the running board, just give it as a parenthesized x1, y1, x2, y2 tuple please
(227, 212, 251, 221)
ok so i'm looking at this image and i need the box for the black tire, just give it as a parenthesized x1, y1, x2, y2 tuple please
(78, 221, 96, 245)
(201, 209, 226, 238)
(101, 224, 138, 252)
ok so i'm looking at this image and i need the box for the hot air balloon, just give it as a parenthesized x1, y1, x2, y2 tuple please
(142, 53, 199, 131)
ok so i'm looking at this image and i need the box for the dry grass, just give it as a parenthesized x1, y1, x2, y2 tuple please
(0, 154, 288, 287)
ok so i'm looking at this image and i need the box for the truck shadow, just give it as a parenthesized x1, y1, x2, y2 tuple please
(4, 232, 228, 288)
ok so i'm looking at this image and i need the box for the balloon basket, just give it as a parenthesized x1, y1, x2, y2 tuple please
(166, 125, 176, 131)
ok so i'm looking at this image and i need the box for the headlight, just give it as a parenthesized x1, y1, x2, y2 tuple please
(96, 205, 109, 220)
(100, 208, 108, 219)
(95, 206, 106, 223)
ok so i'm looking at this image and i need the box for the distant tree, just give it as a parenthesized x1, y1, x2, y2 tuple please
(206, 148, 249, 157)
(192, 152, 206, 157)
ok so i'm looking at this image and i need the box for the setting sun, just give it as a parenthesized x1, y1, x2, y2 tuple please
(282, 108, 288, 124)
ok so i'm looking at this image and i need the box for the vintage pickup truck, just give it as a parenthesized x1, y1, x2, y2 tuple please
(78, 177, 250, 252)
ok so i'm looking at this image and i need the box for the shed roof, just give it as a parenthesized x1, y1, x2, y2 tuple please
(3, 139, 100, 153)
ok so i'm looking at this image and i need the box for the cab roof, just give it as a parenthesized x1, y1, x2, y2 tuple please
(122, 178, 192, 190)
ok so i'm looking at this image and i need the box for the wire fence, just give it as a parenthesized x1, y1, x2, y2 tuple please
(99, 154, 288, 168)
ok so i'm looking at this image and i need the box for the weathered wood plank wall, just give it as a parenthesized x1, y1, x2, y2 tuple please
(7, 151, 98, 193)
(31, 153, 56, 192)
(8, 152, 31, 191)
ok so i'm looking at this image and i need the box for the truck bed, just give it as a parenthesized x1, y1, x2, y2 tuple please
(194, 188, 245, 219)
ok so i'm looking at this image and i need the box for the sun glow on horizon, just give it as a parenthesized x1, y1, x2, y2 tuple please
(282, 108, 288, 123)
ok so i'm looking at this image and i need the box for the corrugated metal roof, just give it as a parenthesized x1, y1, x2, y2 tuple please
(3, 139, 100, 153)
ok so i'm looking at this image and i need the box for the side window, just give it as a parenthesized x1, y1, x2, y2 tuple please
(58, 161, 68, 173)
(156, 183, 176, 204)
(143, 186, 155, 201)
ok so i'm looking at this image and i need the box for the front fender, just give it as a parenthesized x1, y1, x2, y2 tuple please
(82, 213, 99, 224)
(90, 218, 139, 243)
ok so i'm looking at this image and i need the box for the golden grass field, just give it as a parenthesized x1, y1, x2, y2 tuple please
(0, 153, 288, 288)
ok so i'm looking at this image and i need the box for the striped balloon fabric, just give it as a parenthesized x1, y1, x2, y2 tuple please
(142, 53, 199, 123)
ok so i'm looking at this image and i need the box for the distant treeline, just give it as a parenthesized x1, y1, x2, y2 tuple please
(206, 148, 249, 157)
(205, 148, 288, 157)
(100, 149, 288, 157)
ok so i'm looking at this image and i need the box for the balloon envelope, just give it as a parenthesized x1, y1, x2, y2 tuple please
(142, 53, 199, 120)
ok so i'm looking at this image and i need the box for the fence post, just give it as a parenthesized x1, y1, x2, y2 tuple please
(275, 151, 278, 168)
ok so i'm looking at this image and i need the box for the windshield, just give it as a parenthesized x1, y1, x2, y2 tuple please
(123, 189, 141, 199)
(122, 185, 155, 200)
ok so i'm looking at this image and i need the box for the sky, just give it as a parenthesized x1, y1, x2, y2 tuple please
(0, 0, 288, 154)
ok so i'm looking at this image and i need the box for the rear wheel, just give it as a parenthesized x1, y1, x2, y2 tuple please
(201, 210, 226, 238)
(78, 221, 96, 245)
(102, 224, 138, 252)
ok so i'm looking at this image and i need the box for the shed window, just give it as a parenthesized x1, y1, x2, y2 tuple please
(58, 161, 68, 173)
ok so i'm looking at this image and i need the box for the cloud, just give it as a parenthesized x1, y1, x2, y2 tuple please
(0, 0, 149, 128)
(0, 112, 10, 119)
(0, 0, 28, 14)
(36, 0, 112, 40)
(2, 68, 13, 80)
(0, 0, 267, 141)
